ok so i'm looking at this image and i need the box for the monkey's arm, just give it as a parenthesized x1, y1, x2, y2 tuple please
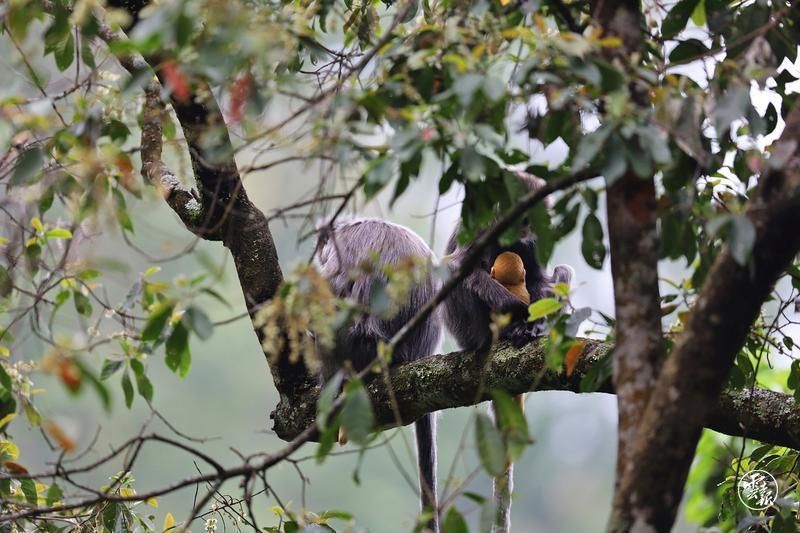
(464, 270, 529, 318)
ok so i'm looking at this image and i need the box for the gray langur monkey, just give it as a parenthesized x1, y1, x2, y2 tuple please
(313, 217, 442, 532)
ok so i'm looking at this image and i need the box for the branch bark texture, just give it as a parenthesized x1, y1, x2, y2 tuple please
(271, 337, 800, 453)
(612, 102, 800, 532)
(606, 175, 664, 485)
(98, 20, 318, 403)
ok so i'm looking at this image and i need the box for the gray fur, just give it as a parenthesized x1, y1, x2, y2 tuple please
(314, 217, 442, 531)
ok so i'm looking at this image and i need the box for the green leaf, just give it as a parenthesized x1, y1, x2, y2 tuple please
(46, 482, 63, 506)
(130, 359, 153, 402)
(601, 135, 626, 184)
(0, 265, 12, 298)
(442, 507, 469, 533)
(712, 85, 750, 136)
(363, 157, 395, 198)
(626, 143, 653, 178)
(690, 0, 706, 26)
(80, 35, 95, 68)
(101, 120, 130, 143)
(662, 0, 701, 39)
(707, 214, 755, 266)
(528, 298, 563, 321)
(182, 306, 213, 340)
(461, 492, 486, 505)
(637, 126, 672, 166)
(121, 370, 134, 408)
(0, 440, 19, 463)
(141, 301, 174, 342)
(319, 509, 354, 522)
(669, 39, 708, 63)
(74, 359, 111, 411)
(0, 364, 12, 391)
(0, 477, 10, 497)
(316, 420, 338, 464)
(44, 228, 72, 240)
(165, 322, 191, 378)
(318, 371, 343, 430)
(25, 242, 41, 274)
(112, 188, 134, 233)
(73, 290, 92, 317)
(24, 402, 42, 426)
(474, 412, 505, 477)
(200, 287, 230, 307)
(103, 502, 121, 531)
(38, 187, 55, 214)
(581, 214, 606, 269)
(101, 359, 124, 380)
(572, 124, 613, 171)
(491, 390, 531, 462)
(54, 32, 74, 71)
(114, 506, 134, 533)
(20, 478, 37, 505)
(136, 372, 153, 402)
(10, 147, 43, 187)
(398, 0, 419, 23)
(78, 269, 101, 280)
(341, 379, 374, 446)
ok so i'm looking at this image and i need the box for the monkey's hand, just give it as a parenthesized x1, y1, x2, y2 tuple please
(498, 296, 530, 321)
(500, 318, 548, 347)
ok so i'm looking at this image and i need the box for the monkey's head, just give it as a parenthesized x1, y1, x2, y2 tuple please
(491, 252, 526, 285)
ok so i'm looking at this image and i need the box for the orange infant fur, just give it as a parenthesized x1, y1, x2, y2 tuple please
(490, 251, 530, 304)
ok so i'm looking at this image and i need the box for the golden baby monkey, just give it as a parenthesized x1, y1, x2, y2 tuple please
(490, 251, 530, 305)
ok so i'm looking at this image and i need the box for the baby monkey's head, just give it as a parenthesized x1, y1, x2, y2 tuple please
(491, 252, 529, 304)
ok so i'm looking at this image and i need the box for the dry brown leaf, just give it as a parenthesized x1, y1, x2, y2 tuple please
(44, 420, 77, 453)
(565, 339, 587, 377)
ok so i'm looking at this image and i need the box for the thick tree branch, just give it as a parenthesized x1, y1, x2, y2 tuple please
(141, 82, 210, 237)
(614, 100, 800, 532)
(95, 17, 317, 401)
(606, 175, 664, 485)
(589, 1, 668, 528)
(271, 337, 800, 452)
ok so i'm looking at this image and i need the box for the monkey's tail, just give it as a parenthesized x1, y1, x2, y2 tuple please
(416, 413, 438, 532)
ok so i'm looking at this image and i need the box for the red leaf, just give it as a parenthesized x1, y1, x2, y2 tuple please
(161, 60, 191, 103)
(228, 71, 253, 123)
(565, 340, 586, 377)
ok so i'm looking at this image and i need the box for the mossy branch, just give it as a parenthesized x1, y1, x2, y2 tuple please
(271, 337, 800, 452)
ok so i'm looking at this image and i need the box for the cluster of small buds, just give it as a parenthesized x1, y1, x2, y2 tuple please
(254, 266, 336, 370)
(204, 517, 217, 533)
(5, 361, 34, 397)
(383, 256, 430, 317)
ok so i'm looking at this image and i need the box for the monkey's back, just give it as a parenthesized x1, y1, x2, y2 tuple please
(314, 218, 442, 376)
